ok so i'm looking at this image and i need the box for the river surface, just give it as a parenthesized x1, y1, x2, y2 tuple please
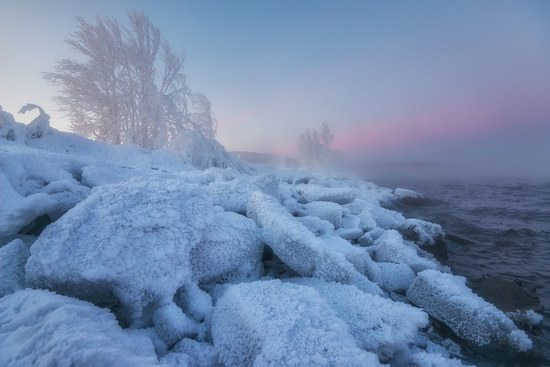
(370, 177, 550, 366)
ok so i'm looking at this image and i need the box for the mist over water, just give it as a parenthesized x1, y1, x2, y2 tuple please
(367, 170, 550, 366)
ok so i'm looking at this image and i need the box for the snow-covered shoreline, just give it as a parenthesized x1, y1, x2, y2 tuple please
(0, 109, 539, 366)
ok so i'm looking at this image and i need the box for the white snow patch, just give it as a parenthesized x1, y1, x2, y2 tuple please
(211, 280, 382, 366)
(0, 289, 159, 366)
(0, 239, 30, 297)
(407, 269, 532, 351)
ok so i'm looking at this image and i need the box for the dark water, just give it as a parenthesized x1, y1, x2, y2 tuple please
(373, 178, 550, 366)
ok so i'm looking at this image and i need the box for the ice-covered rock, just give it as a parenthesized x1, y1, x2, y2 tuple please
(296, 184, 357, 204)
(0, 239, 30, 297)
(0, 169, 56, 239)
(191, 210, 263, 283)
(407, 270, 532, 351)
(26, 177, 216, 323)
(357, 209, 377, 232)
(335, 227, 363, 241)
(153, 302, 199, 348)
(211, 280, 382, 367)
(373, 230, 439, 273)
(320, 234, 382, 291)
(377, 262, 416, 293)
(304, 201, 343, 228)
(207, 178, 259, 214)
(358, 232, 375, 246)
(247, 192, 381, 293)
(368, 205, 407, 229)
(506, 309, 544, 330)
(161, 338, 218, 367)
(295, 215, 335, 236)
(39, 179, 90, 220)
(408, 351, 468, 367)
(287, 278, 428, 360)
(253, 172, 281, 201)
(0, 289, 159, 366)
(399, 218, 444, 246)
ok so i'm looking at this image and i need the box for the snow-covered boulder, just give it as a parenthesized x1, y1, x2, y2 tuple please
(0, 169, 56, 240)
(0, 239, 30, 297)
(357, 209, 377, 232)
(38, 179, 90, 220)
(26, 177, 216, 323)
(288, 278, 428, 360)
(247, 192, 381, 293)
(377, 262, 416, 293)
(211, 280, 382, 366)
(0, 289, 159, 366)
(161, 338, 218, 367)
(152, 302, 200, 348)
(372, 230, 439, 273)
(407, 270, 532, 351)
(320, 234, 382, 291)
(399, 218, 444, 246)
(191, 210, 263, 283)
(408, 351, 468, 367)
(207, 178, 259, 214)
(304, 201, 343, 228)
(296, 184, 357, 204)
(335, 227, 363, 241)
(296, 215, 335, 236)
(253, 172, 281, 201)
(368, 205, 407, 229)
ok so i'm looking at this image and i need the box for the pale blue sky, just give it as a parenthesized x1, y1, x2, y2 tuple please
(1, 0, 550, 175)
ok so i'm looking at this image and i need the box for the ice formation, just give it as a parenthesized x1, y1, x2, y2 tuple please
(247, 191, 381, 294)
(211, 280, 382, 367)
(191, 210, 264, 283)
(286, 278, 428, 360)
(0, 289, 160, 367)
(25, 177, 216, 323)
(407, 269, 532, 351)
(0, 107, 535, 366)
(0, 239, 30, 297)
(296, 184, 357, 204)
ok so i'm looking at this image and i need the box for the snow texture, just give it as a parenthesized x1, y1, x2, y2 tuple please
(191, 210, 263, 283)
(0, 169, 56, 239)
(247, 192, 381, 293)
(26, 177, 216, 322)
(161, 338, 218, 367)
(409, 351, 468, 367)
(303, 200, 343, 228)
(373, 230, 439, 273)
(207, 178, 259, 214)
(399, 218, 445, 246)
(0, 239, 30, 297)
(153, 301, 199, 348)
(211, 280, 382, 367)
(296, 184, 357, 204)
(407, 269, 533, 351)
(287, 278, 428, 360)
(0, 289, 159, 367)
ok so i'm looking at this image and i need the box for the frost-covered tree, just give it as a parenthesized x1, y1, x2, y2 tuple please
(298, 122, 337, 168)
(319, 120, 334, 149)
(44, 11, 216, 149)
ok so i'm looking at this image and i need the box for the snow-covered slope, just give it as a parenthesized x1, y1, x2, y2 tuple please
(0, 106, 536, 366)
